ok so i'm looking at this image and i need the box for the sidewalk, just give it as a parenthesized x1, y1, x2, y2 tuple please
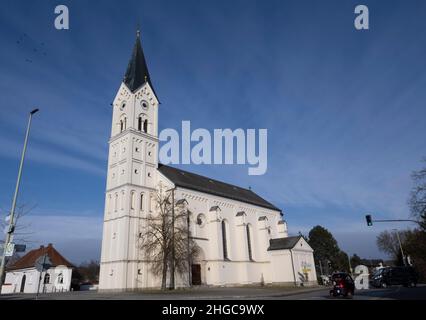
(0, 285, 327, 300)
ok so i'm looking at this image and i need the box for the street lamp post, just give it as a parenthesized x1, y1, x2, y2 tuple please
(0, 108, 39, 286)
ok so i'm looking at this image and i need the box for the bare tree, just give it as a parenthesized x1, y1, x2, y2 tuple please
(138, 188, 199, 290)
(0, 203, 36, 245)
(376, 230, 410, 262)
(409, 158, 426, 230)
(0, 203, 36, 267)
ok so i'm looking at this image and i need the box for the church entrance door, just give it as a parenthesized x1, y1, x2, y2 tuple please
(191, 264, 201, 285)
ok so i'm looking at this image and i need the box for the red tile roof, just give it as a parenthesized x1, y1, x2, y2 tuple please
(7, 243, 74, 271)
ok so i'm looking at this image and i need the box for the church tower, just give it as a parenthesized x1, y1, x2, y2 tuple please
(99, 31, 159, 291)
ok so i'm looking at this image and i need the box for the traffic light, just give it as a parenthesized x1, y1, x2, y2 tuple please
(366, 214, 373, 226)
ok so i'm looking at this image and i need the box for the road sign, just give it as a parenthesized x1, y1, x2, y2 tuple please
(5, 243, 15, 257)
(35, 254, 52, 272)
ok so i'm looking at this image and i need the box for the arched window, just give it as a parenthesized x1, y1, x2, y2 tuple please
(57, 273, 64, 284)
(222, 220, 229, 260)
(138, 116, 143, 131)
(130, 191, 135, 210)
(44, 273, 50, 284)
(121, 190, 125, 210)
(140, 193, 144, 211)
(138, 114, 148, 133)
(119, 114, 127, 133)
(246, 224, 253, 261)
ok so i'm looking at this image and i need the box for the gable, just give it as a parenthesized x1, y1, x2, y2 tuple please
(268, 236, 313, 251)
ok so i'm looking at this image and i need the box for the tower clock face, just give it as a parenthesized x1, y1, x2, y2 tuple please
(141, 100, 149, 110)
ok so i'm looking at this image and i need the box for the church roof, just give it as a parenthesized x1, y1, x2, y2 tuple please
(123, 31, 157, 97)
(6, 243, 74, 271)
(267, 236, 302, 251)
(158, 164, 281, 212)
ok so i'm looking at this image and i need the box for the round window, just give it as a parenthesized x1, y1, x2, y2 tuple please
(141, 100, 149, 110)
(196, 214, 206, 227)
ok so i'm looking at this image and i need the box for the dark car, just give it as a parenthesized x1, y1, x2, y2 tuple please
(370, 266, 418, 288)
(329, 272, 355, 298)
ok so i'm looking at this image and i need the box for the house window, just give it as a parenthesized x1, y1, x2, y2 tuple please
(57, 273, 64, 284)
(143, 119, 148, 133)
(140, 194, 144, 211)
(44, 273, 50, 284)
(246, 224, 253, 261)
(222, 220, 229, 261)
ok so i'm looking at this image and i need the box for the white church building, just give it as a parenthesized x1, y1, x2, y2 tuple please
(99, 31, 317, 291)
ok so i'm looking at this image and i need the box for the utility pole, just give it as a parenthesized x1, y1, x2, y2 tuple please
(0, 109, 39, 285)
(393, 229, 407, 266)
(348, 254, 353, 276)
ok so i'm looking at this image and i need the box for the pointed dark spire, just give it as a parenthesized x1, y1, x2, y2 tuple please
(123, 30, 157, 97)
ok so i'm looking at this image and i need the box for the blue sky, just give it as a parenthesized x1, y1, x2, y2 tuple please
(1, 0, 425, 264)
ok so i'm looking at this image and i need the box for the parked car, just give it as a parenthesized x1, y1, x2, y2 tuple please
(370, 266, 418, 288)
(329, 272, 355, 298)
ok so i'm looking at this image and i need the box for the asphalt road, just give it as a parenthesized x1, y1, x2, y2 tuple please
(0, 285, 425, 300)
(271, 285, 426, 300)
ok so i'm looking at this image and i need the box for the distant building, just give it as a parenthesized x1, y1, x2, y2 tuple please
(1, 244, 74, 294)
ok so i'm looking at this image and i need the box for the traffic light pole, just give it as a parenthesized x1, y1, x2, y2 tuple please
(371, 219, 418, 223)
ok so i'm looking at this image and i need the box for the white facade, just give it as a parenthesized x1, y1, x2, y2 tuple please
(98, 35, 317, 291)
(1, 266, 72, 294)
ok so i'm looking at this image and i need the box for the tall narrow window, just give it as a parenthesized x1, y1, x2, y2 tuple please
(138, 116, 142, 131)
(121, 190, 125, 210)
(222, 220, 229, 260)
(246, 225, 253, 261)
(140, 193, 144, 211)
(143, 119, 148, 133)
(130, 191, 135, 210)
(57, 273, 64, 284)
(120, 120, 123, 133)
(124, 117, 127, 130)
(114, 193, 118, 212)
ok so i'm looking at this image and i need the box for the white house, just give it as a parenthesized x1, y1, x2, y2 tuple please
(98, 31, 317, 291)
(1, 244, 74, 294)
